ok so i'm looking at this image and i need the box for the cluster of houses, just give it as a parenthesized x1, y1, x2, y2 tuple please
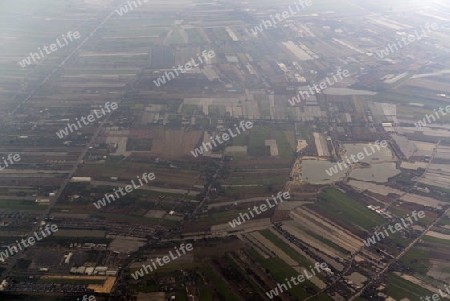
(70, 266, 118, 276)
(367, 205, 393, 219)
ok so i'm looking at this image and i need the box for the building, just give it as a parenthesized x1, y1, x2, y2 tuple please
(70, 177, 92, 182)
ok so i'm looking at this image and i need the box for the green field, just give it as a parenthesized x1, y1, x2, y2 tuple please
(304, 229, 350, 256)
(199, 266, 240, 301)
(247, 249, 332, 300)
(301, 128, 310, 143)
(0, 200, 47, 211)
(246, 125, 296, 159)
(258, 99, 271, 117)
(0, 295, 67, 301)
(90, 211, 176, 226)
(275, 132, 295, 159)
(438, 218, 450, 227)
(248, 125, 271, 157)
(208, 105, 227, 116)
(185, 28, 206, 44)
(182, 104, 199, 114)
(386, 273, 435, 301)
(400, 247, 430, 274)
(222, 256, 266, 300)
(199, 286, 214, 300)
(131, 262, 202, 275)
(230, 131, 245, 146)
(423, 235, 450, 246)
(384, 230, 410, 248)
(209, 210, 254, 224)
(223, 173, 288, 185)
(315, 188, 386, 231)
(374, 91, 449, 111)
(259, 229, 313, 268)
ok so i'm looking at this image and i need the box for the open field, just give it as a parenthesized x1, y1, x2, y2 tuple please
(259, 229, 314, 269)
(386, 273, 436, 301)
(53, 229, 106, 238)
(247, 248, 331, 300)
(2, 0, 450, 299)
(313, 188, 386, 231)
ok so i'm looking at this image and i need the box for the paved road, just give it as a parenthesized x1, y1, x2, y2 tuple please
(193, 157, 224, 216)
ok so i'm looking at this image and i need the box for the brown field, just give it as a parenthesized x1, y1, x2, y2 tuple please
(272, 210, 291, 222)
(77, 162, 203, 190)
(149, 128, 204, 158)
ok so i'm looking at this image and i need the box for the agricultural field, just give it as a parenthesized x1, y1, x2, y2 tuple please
(385, 273, 436, 301)
(313, 188, 386, 231)
(2, 0, 450, 300)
